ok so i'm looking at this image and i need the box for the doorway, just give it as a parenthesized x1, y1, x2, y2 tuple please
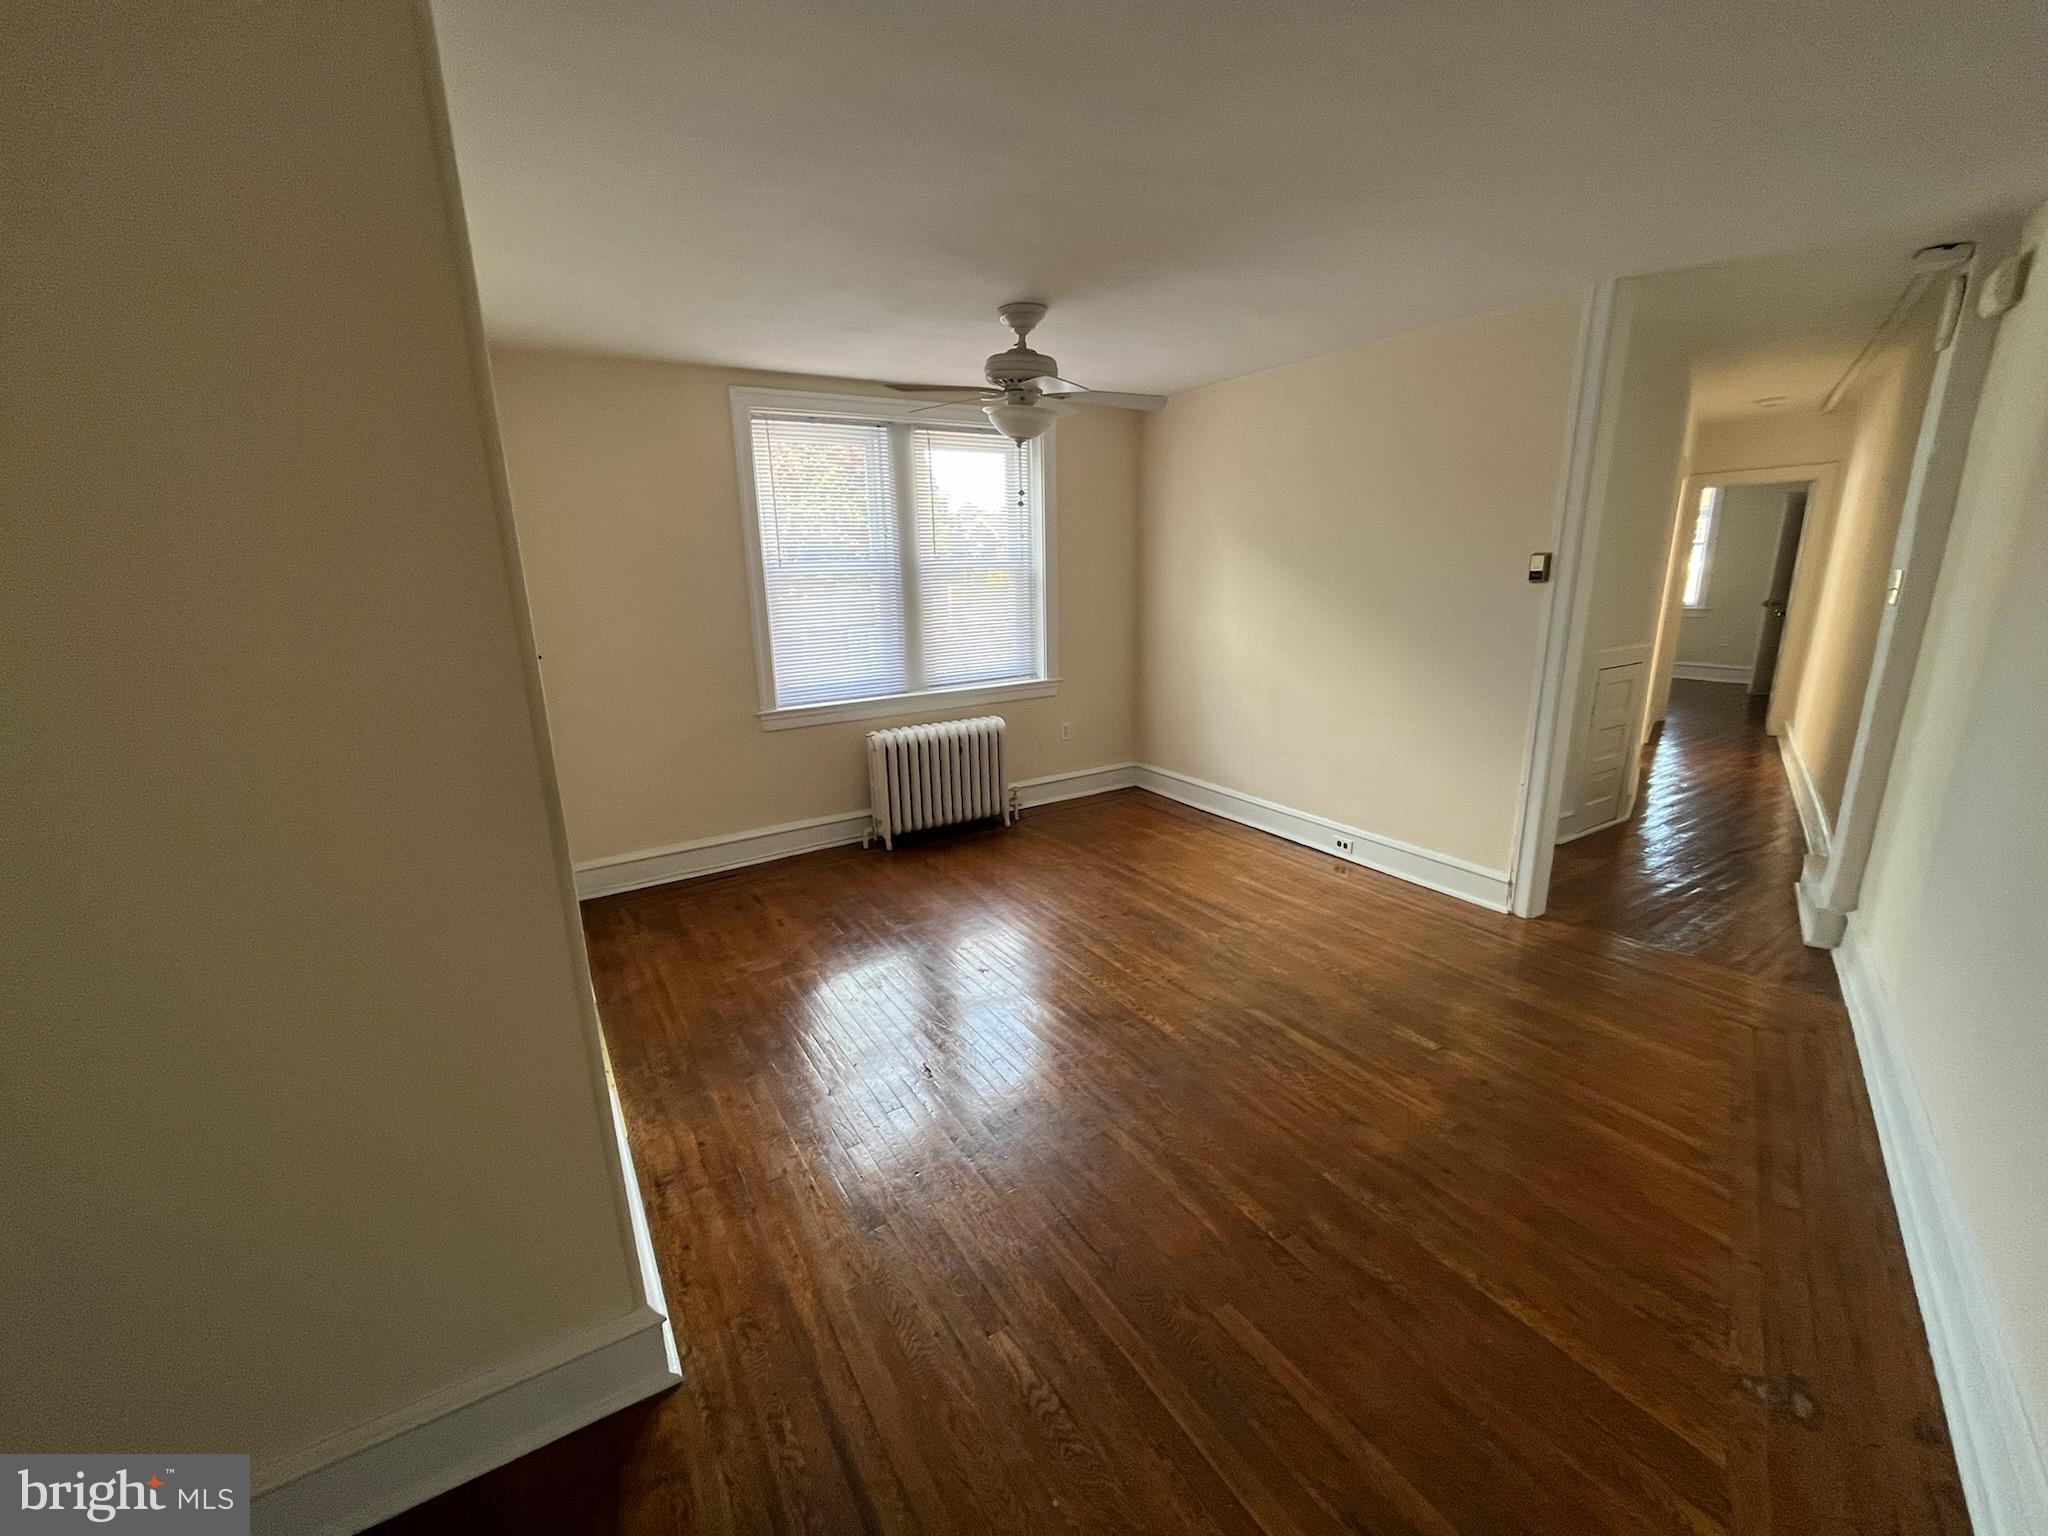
(1751, 487, 1807, 696)
(1514, 242, 1998, 949)
(1667, 478, 1814, 715)
(1547, 466, 1837, 992)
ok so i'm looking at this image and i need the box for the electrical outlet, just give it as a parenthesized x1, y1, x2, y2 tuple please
(1059, 722, 1072, 741)
(1335, 836, 1354, 854)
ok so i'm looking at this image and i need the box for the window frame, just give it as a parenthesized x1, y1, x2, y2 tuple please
(1681, 485, 1722, 610)
(729, 386, 1059, 730)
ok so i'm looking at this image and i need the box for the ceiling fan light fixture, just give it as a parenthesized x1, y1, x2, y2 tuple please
(983, 399, 1059, 444)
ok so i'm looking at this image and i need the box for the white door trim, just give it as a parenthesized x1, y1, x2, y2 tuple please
(1659, 462, 1843, 740)
(1508, 280, 1618, 918)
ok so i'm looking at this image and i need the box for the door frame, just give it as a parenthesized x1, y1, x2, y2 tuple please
(1506, 281, 1618, 918)
(1510, 252, 2000, 931)
(1658, 462, 1842, 738)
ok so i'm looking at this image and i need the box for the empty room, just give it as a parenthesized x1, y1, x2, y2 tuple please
(6, 4, 2046, 1535)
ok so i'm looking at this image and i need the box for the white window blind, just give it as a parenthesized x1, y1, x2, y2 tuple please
(911, 427, 1035, 689)
(745, 408, 1044, 713)
(751, 416, 908, 707)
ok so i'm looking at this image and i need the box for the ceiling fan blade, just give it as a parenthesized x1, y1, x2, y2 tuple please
(886, 383, 987, 397)
(1031, 376, 1167, 411)
(907, 396, 995, 415)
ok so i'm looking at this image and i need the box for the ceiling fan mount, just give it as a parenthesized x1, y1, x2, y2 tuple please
(995, 299, 1048, 338)
(983, 300, 1065, 395)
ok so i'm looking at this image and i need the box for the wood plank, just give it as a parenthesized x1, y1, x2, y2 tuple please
(1549, 680, 1841, 997)
(377, 774, 1961, 1534)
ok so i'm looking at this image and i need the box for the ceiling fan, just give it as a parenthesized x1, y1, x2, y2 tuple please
(890, 301, 1165, 444)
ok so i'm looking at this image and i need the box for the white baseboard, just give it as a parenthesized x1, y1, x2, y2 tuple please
(1794, 876, 1848, 949)
(572, 761, 1505, 915)
(1015, 761, 1139, 807)
(573, 764, 1143, 899)
(252, 1305, 680, 1536)
(1779, 729, 1832, 857)
(1131, 765, 1511, 912)
(575, 809, 872, 898)
(1833, 925, 2048, 1536)
(1671, 661, 1754, 684)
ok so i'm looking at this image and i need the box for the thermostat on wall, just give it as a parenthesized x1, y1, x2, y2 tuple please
(1528, 552, 1553, 583)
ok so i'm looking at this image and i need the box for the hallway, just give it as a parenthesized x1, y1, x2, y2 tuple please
(1547, 680, 1838, 997)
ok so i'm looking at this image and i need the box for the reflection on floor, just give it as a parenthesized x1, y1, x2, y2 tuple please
(1547, 679, 1839, 997)
(378, 788, 1960, 1534)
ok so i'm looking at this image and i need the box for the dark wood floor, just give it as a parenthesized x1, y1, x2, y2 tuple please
(381, 786, 1961, 1534)
(1547, 680, 1840, 997)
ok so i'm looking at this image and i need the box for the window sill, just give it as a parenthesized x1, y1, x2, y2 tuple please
(759, 677, 1059, 732)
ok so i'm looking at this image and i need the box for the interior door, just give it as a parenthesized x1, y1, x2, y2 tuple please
(1579, 659, 1647, 828)
(1750, 488, 1809, 695)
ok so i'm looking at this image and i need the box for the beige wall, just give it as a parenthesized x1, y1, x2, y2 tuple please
(0, 2, 648, 1468)
(488, 347, 1142, 864)
(1690, 407, 1855, 474)
(1582, 282, 1699, 660)
(1782, 297, 1942, 822)
(1857, 204, 2048, 1450)
(1138, 292, 1585, 873)
(1676, 484, 1794, 670)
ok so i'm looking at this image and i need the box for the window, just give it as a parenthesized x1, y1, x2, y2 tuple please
(1682, 486, 1720, 608)
(733, 389, 1054, 727)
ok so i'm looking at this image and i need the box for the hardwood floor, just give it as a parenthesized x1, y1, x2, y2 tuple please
(1547, 680, 1841, 997)
(379, 788, 1962, 1534)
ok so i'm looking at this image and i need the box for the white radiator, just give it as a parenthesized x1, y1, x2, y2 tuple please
(866, 716, 1013, 850)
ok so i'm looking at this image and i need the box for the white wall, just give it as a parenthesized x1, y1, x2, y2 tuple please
(1854, 206, 2048, 1459)
(1138, 292, 1586, 876)
(0, 0, 659, 1477)
(487, 346, 1143, 865)
(1676, 484, 1793, 671)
